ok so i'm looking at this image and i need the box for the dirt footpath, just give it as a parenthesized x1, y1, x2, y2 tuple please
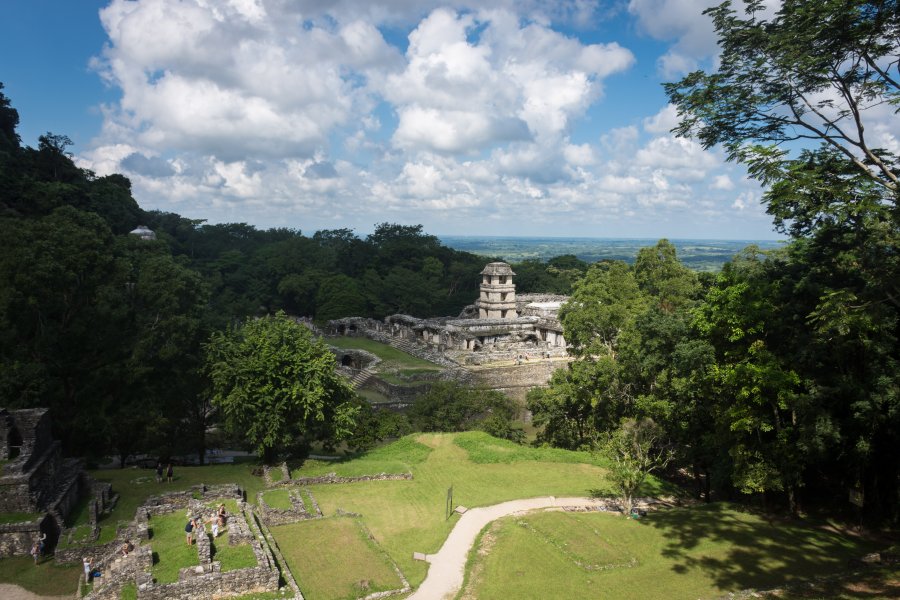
(407, 496, 604, 600)
(0, 584, 71, 600)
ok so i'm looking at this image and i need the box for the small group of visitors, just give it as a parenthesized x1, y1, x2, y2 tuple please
(185, 504, 228, 545)
(155, 462, 174, 483)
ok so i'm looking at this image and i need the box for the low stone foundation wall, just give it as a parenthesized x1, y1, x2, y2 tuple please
(257, 488, 323, 526)
(137, 484, 243, 518)
(137, 562, 278, 600)
(285, 472, 413, 486)
(84, 495, 279, 600)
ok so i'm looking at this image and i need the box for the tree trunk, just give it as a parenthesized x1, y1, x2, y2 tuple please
(197, 429, 206, 466)
(703, 468, 711, 503)
(787, 483, 798, 516)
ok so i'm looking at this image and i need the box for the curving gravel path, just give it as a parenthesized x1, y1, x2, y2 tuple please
(408, 496, 605, 600)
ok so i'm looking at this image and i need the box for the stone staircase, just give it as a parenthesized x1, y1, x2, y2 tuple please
(349, 367, 378, 389)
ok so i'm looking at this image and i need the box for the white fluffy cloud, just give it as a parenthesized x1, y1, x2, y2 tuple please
(74, 0, 777, 238)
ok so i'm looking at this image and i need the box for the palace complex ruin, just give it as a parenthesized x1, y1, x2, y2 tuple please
(327, 262, 571, 401)
(330, 262, 568, 363)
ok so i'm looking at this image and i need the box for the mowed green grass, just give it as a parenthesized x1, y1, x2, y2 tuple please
(148, 511, 200, 583)
(460, 507, 884, 600)
(148, 498, 255, 582)
(326, 336, 441, 371)
(293, 432, 620, 588)
(85, 462, 267, 543)
(291, 435, 432, 478)
(210, 531, 257, 572)
(0, 556, 82, 596)
(262, 488, 293, 510)
(273, 517, 402, 600)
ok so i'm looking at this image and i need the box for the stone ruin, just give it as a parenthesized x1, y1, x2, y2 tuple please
(57, 483, 282, 600)
(0, 407, 96, 557)
(329, 262, 568, 364)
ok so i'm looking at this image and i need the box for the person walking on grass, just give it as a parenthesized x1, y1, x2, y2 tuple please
(155, 461, 163, 483)
(31, 541, 40, 565)
(167, 463, 174, 483)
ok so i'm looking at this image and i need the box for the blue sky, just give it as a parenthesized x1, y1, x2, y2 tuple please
(1, 0, 786, 239)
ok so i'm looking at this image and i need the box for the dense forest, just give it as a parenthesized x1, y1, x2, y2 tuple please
(0, 82, 569, 466)
(1, 0, 898, 525)
(529, 0, 900, 522)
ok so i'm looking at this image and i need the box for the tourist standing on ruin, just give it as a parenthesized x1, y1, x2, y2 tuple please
(83, 557, 92, 581)
(185, 517, 195, 545)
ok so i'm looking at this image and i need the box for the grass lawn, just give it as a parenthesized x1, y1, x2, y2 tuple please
(292, 432, 624, 588)
(88, 462, 267, 544)
(269, 467, 283, 482)
(291, 435, 432, 479)
(148, 511, 200, 583)
(459, 505, 886, 599)
(210, 531, 257, 572)
(0, 512, 42, 524)
(57, 523, 94, 549)
(273, 517, 403, 600)
(262, 489, 293, 510)
(326, 337, 442, 372)
(0, 556, 82, 596)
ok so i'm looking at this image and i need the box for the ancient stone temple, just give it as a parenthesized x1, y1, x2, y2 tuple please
(475, 262, 517, 319)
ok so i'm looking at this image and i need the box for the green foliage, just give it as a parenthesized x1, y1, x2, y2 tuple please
(510, 255, 588, 294)
(665, 0, 900, 194)
(205, 312, 358, 463)
(559, 260, 646, 357)
(603, 418, 672, 515)
(409, 381, 520, 439)
(346, 400, 413, 452)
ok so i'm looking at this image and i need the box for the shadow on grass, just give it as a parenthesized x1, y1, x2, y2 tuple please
(639, 503, 883, 592)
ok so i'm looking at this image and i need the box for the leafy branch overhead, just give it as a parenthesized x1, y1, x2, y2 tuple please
(666, 0, 900, 193)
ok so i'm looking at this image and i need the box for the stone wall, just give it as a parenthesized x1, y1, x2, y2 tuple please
(257, 488, 322, 526)
(0, 517, 44, 557)
(469, 360, 568, 402)
(85, 496, 280, 600)
(138, 561, 278, 600)
(136, 484, 243, 518)
(285, 472, 412, 486)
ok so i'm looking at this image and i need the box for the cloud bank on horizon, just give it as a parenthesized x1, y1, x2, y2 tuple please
(74, 0, 780, 238)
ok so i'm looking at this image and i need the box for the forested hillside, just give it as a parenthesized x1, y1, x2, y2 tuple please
(530, 0, 900, 523)
(0, 83, 555, 464)
(3, 0, 899, 530)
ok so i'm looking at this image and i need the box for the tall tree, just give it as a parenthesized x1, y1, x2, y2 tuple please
(204, 312, 358, 463)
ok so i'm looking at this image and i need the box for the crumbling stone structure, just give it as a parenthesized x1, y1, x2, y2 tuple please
(328, 262, 569, 367)
(0, 408, 87, 556)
